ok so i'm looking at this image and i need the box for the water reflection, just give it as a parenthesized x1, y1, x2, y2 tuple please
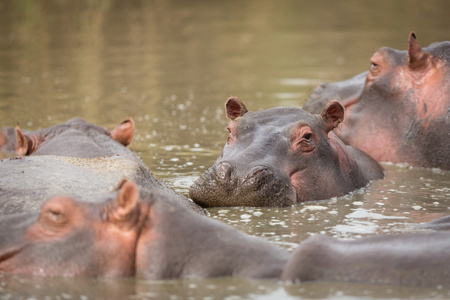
(2, 275, 450, 300)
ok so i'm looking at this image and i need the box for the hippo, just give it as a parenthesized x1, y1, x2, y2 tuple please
(0, 118, 202, 215)
(416, 215, 450, 231)
(0, 182, 143, 277)
(0, 180, 288, 279)
(0, 117, 134, 157)
(189, 97, 384, 207)
(282, 232, 450, 287)
(304, 32, 450, 169)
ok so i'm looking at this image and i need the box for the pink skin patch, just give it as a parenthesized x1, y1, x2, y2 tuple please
(328, 132, 352, 173)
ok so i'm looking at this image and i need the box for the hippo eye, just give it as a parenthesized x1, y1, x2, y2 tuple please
(47, 210, 64, 222)
(303, 133, 312, 141)
(370, 61, 380, 73)
(41, 208, 69, 228)
(291, 126, 316, 153)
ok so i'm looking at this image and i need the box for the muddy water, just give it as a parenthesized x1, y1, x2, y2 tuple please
(1, 0, 450, 299)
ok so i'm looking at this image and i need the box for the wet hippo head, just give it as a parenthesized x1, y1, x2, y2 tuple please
(304, 32, 450, 169)
(189, 97, 383, 207)
(0, 180, 288, 279)
(0, 181, 146, 277)
(0, 117, 135, 157)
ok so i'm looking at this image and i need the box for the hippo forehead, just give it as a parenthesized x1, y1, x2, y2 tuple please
(377, 47, 407, 66)
(379, 41, 450, 66)
(427, 41, 450, 61)
(42, 118, 109, 138)
(237, 107, 319, 132)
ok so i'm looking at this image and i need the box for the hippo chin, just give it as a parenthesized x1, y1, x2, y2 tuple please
(189, 97, 384, 207)
(304, 32, 450, 170)
(0, 180, 288, 279)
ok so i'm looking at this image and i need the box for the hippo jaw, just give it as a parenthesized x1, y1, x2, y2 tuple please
(189, 162, 298, 207)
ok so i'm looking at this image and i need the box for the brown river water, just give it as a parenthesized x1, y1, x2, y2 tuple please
(1, 1, 450, 299)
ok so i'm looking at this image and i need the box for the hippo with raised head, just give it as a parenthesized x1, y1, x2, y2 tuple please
(189, 97, 384, 207)
(304, 32, 450, 169)
(0, 118, 201, 215)
(282, 232, 450, 287)
(0, 180, 288, 279)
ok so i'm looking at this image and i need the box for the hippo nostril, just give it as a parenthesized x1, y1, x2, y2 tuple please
(246, 167, 274, 187)
(215, 162, 232, 183)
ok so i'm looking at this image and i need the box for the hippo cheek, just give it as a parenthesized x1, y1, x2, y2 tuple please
(0, 230, 99, 277)
(289, 170, 336, 203)
(0, 243, 28, 275)
(135, 229, 161, 279)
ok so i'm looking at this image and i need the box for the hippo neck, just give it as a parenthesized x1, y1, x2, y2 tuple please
(147, 203, 289, 279)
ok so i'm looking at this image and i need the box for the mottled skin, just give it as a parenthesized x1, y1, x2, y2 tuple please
(0, 181, 288, 279)
(304, 32, 450, 169)
(189, 97, 384, 207)
(282, 232, 450, 287)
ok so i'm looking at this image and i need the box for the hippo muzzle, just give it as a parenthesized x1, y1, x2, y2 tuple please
(189, 161, 297, 207)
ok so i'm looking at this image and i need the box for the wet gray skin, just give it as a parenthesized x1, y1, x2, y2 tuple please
(304, 71, 368, 114)
(189, 97, 384, 207)
(416, 215, 450, 231)
(303, 33, 450, 169)
(0, 118, 202, 215)
(0, 180, 288, 279)
(282, 231, 450, 287)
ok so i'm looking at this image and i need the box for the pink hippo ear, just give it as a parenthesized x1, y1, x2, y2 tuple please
(408, 32, 430, 69)
(15, 126, 34, 155)
(110, 118, 135, 146)
(109, 179, 140, 226)
(226, 97, 248, 120)
(321, 100, 345, 132)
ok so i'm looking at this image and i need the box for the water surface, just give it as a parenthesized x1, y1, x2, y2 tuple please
(1, 1, 450, 299)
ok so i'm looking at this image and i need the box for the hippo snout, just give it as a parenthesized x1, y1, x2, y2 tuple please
(244, 167, 274, 189)
(189, 162, 296, 207)
(215, 162, 232, 183)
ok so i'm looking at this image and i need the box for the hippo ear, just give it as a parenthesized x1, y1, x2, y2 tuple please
(112, 180, 140, 223)
(321, 100, 345, 132)
(226, 97, 248, 120)
(15, 126, 33, 155)
(408, 32, 430, 69)
(110, 118, 135, 146)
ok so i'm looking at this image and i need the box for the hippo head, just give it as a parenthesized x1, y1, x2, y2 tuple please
(0, 180, 146, 277)
(0, 118, 135, 156)
(0, 180, 288, 279)
(304, 32, 450, 169)
(189, 97, 381, 207)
